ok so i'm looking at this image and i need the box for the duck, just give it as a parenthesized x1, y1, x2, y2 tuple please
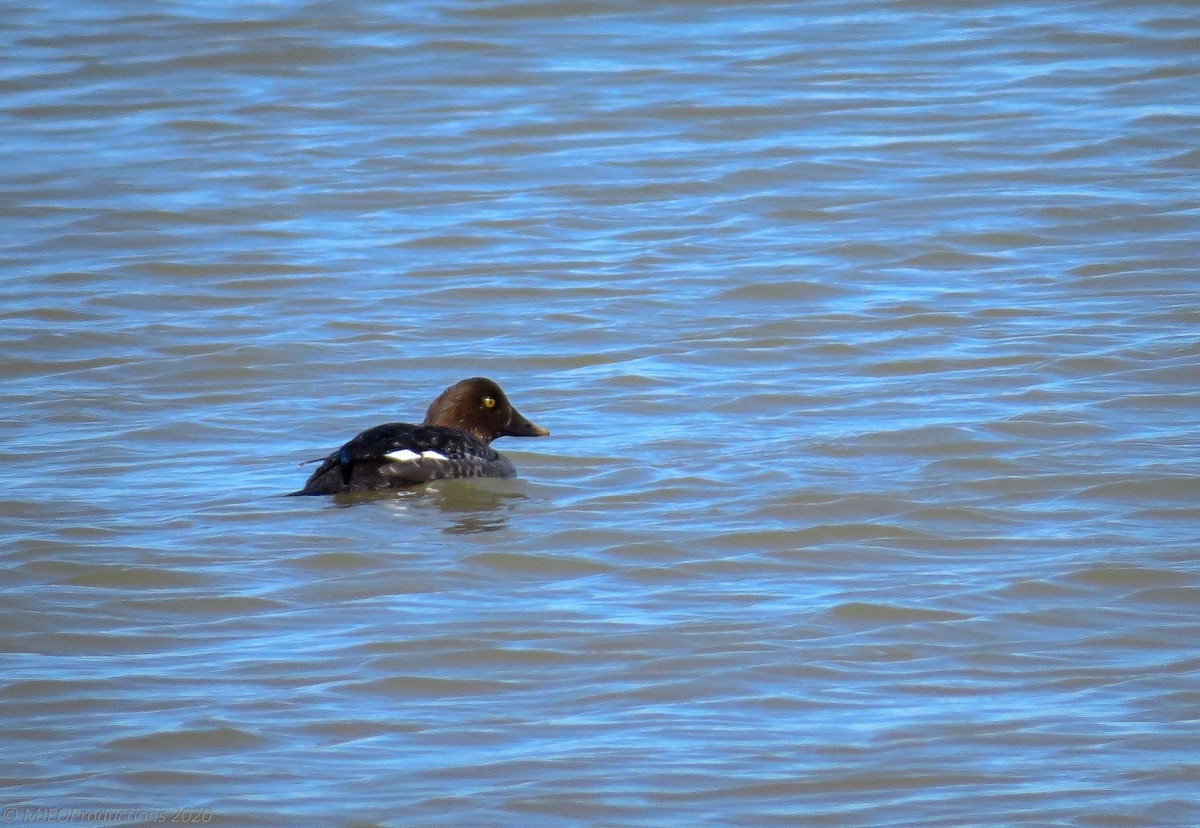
(291, 377, 550, 496)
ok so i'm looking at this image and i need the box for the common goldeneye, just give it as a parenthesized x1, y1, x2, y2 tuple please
(291, 377, 550, 496)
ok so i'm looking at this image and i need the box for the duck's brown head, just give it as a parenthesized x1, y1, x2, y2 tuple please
(423, 377, 550, 444)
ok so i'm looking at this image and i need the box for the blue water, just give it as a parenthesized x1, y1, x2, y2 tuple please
(3, 1, 1199, 825)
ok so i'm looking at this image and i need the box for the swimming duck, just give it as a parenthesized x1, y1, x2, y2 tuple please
(291, 377, 549, 495)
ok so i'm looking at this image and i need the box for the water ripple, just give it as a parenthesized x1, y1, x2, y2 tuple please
(2, 0, 1199, 825)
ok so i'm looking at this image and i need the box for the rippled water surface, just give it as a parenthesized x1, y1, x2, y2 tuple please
(3, 1, 1199, 825)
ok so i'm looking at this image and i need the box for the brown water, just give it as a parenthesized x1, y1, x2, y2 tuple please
(3, 1, 1199, 825)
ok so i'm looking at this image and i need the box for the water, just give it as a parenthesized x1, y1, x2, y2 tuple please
(3, 1, 1199, 825)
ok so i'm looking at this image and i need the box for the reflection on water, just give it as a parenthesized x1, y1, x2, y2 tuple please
(325, 480, 531, 535)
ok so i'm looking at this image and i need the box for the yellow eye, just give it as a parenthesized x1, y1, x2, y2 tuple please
(482, 397, 496, 409)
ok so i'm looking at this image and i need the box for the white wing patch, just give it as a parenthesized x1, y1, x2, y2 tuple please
(384, 449, 450, 463)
